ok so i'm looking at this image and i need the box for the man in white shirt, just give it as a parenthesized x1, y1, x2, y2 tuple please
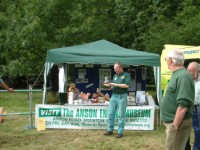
(186, 62, 200, 150)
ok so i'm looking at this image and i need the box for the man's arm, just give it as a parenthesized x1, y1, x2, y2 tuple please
(172, 107, 187, 129)
(108, 83, 129, 88)
(0, 81, 14, 92)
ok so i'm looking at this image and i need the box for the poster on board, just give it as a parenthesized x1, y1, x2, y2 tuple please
(127, 69, 136, 91)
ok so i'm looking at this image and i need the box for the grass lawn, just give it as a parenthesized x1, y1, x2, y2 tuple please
(0, 92, 193, 150)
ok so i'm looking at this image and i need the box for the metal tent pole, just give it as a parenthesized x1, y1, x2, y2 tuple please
(28, 85, 34, 129)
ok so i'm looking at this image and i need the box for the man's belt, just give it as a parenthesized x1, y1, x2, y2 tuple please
(113, 91, 127, 94)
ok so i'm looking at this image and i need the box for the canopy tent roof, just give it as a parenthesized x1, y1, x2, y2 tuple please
(46, 40, 160, 67)
(43, 40, 161, 104)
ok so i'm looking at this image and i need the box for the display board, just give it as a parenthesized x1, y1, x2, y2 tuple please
(35, 104, 155, 130)
(73, 65, 146, 95)
(127, 68, 136, 91)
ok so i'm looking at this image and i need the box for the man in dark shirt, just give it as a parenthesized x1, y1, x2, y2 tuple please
(104, 62, 131, 138)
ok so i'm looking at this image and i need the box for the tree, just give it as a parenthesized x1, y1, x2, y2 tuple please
(142, 0, 200, 54)
(1, 0, 200, 80)
(0, 0, 50, 77)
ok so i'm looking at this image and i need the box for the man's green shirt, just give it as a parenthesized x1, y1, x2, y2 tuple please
(112, 71, 131, 94)
(160, 68, 194, 123)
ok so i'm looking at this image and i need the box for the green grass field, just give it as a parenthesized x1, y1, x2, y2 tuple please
(0, 92, 193, 150)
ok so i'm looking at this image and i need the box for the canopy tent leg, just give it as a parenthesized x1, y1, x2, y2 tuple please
(42, 62, 53, 104)
(154, 66, 161, 104)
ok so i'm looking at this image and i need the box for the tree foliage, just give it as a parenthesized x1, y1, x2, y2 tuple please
(142, 0, 200, 54)
(0, 0, 200, 78)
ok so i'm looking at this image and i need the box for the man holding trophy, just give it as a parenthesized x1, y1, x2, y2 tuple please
(104, 62, 131, 138)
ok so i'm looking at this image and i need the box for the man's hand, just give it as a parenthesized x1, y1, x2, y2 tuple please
(103, 83, 111, 87)
(8, 88, 14, 93)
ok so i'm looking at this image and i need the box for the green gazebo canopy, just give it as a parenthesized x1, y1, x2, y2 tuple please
(43, 40, 161, 104)
(46, 40, 160, 67)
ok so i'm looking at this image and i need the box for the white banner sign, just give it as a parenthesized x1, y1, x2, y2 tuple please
(35, 104, 155, 130)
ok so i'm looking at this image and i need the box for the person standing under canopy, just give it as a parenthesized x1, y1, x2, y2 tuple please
(104, 62, 131, 138)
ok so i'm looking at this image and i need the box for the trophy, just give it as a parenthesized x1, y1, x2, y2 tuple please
(104, 76, 109, 83)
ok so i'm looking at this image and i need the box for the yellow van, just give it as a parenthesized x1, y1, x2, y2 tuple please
(161, 44, 200, 95)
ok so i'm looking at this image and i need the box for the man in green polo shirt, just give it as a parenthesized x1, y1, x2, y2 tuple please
(104, 62, 131, 138)
(160, 49, 194, 150)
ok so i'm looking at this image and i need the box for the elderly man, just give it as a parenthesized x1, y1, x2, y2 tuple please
(104, 62, 131, 138)
(160, 49, 194, 150)
(0, 79, 14, 92)
(186, 62, 200, 150)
